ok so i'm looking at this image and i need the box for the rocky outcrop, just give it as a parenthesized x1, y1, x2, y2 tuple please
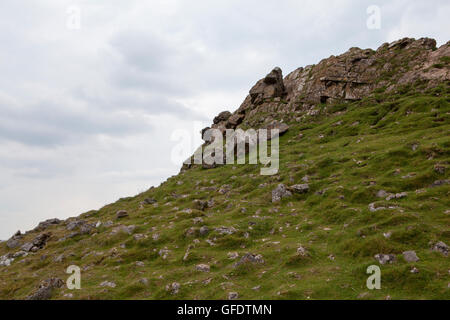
(249, 67, 286, 105)
(185, 37, 449, 173)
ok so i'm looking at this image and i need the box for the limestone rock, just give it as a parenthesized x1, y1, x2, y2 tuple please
(116, 210, 129, 219)
(272, 184, 292, 203)
(289, 184, 309, 194)
(432, 241, 448, 256)
(403, 251, 419, 263)
(374, 254, 396, 265)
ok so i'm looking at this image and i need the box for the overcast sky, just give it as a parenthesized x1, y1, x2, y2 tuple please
(0, 0, 448, 239)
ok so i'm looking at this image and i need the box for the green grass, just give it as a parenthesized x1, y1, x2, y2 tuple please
(0, 84, 449, 300)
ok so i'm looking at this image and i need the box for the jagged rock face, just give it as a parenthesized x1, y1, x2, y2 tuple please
(213, 37, 448, 130)
(186, 37, 449, 172)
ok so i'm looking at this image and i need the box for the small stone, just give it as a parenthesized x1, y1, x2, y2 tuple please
(410, 267, 419, 274)
(21, 242, 34, 252)
(233, 253, 264, 268)
(196, 264, 210, 272)
(434, 164, 445, 174)
(193, 200, 208, 211)
(136, 261, 145, 267)
(376, 190, 388, 198)
(272, 184, 292, 203)
(403, 251, 419, 263)
(193, 217, 204, 224)
(383, 232, 392, 239)
(289, 184, 310, 194)
(297, 246, 308, 256)
(432, 241, 448, 256)
(215, 226, 236, 235)
(100, 281, 116, 288)
(54, 254, 64, 263)
(374, 254, 396, 265)
(166, 282, 180, 294)
(228, 292, 239, 300)
(199, 226, 210, 236)
(228, 252, 239, 260)
(116, 210, 128, 219)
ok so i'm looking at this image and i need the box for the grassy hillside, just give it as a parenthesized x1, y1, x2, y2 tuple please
(0, 82, 449, 300)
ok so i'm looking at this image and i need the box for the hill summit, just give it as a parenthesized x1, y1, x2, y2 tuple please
(1, 37, 449, 300)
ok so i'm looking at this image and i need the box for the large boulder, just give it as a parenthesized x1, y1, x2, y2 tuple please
(213, 111, 232, 124)
(249, 67, 286, 105)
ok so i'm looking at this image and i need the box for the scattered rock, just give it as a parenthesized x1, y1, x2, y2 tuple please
(196, 264, 210, 272)
(166, 282, 180, 294)
(228, 252, 239, 260)
(434, 164, 445, 175)
(218, 185, 231, 194)
(383, 232, 392, 239)
(159, 248, 170, 259)
(0, 254, 14, 267)
(289, 184, 309, 194)
(411, 267, 419, 274)
(386, 192, 407, 201)
(12, 251, 28, 258)
(297, 246, 308, 256)
(272, 184, 292, 203)
(403, 251, 419, 263)
(430, 179, 449, 188)
(54, 254, 64, 263)
(368, 203, 385, 212)
(376, 190, 388, 198)
(199, 226, 210, 236)
(193, 217, 204, 224)
(215, 226, 237, 235)
(116, 210, 129, 219)
(432, 241, 448, 256)
(111, 225, 135, 235)
(193, 200, 208, 211)
(228, 292, 239, 300)
(100, 281, 116, 288)
(134, 233, 146, 241)
(233, 253, 264, 268)
(374, 254, 396, 265)
(143, 198, 157, 205)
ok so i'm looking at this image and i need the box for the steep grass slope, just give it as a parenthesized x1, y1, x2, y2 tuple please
(0, 39, 449, 300)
